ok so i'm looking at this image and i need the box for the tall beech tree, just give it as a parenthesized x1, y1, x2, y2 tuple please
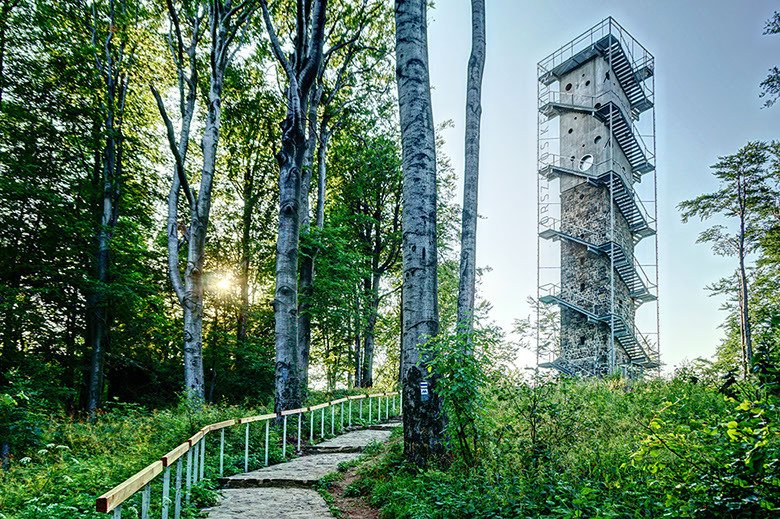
(85, 0, 135, 418)
(260, 0, 327, 412)
(395, 0, 445, 465)
(456, 0, 485, 340)
(153, 0, 253, 405)
(298, 0, 392, 392)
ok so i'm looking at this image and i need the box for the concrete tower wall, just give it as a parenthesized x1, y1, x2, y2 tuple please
(557, 55, 637, 373)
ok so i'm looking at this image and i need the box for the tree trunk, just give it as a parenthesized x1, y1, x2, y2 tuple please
(237, 167, 254, 344)
(263, 0, 327, 413)
(456, 0, 486, 338)
(395, 0, 445, 466)
(737, 177, 753, 376)
(86, 7, 130, 416)
(273, 108, 305, 412)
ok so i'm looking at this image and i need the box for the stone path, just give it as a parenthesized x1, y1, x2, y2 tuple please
(203, 421, 400, 518)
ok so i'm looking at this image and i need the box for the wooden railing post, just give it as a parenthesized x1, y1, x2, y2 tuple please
(244, 423, 249, 472)
(140, 483, 151, 519)
(161, 466, 171, 519)
(282, 415, 288, 458)
(185, 449, 192, 504)
(219, 429, 225, 476)
(297, 412, 302, 452)
(264, 419, 269, 466)
(174, 458, 182, 518)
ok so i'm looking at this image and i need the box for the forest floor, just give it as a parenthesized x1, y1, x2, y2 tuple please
(202, 422, 399, 518)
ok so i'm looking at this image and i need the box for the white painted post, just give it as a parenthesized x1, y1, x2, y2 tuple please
(349, 399, 352, 427)
(185, 449, 192, 504)
(244, 423, 250, 472)
(191, 441, 198, 484)
(219, 429, 225, 476)
(141, 482, 151, 519)
(386, 396, 389, 420)
(162, 465, 171, 519)
(320, 407, 325, 438)
(174, 458, 183, 519)
(264, 419, 270, 466)
(297, 412, 302, 452)
(282, 415, 288, 458)
(199, 437, 205, 480)
(378, 396, 382, 422)
(369, 397, 372, 423)
(360, 399, 363, 421)
(331, 404, 335, 436)
(340, 402, 344, 431)
(309, 410, 314, 444)
(113, 504, 122, 519)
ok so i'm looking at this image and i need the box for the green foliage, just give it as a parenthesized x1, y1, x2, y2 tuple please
(343, 377, 780, 518)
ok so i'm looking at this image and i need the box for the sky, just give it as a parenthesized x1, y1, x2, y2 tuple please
(423, 1, 779, 372)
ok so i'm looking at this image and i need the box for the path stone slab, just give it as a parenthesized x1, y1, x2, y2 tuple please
(307, 428, 392, 453)
(220, 452, 359, 488)
(368, 420, 402, 431)
(204, 488, 331, 518)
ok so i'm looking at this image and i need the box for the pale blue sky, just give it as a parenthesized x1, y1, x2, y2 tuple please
(424, 1, 778, 371)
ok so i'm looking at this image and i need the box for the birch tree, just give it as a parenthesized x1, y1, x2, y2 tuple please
(152, 0, 253, 405)
(260, 0, 327, 412)
(395, 0, 445, 465)
(456, 0, 485, 339)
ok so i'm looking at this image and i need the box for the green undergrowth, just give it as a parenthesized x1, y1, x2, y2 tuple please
(349, 378, 780, 518)
(0, 387, 388, 519)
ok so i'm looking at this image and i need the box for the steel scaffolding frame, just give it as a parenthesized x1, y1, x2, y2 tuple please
(536, 17, 660, 377)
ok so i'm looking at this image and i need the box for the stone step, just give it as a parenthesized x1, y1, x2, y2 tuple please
(202, 488, 332, 518)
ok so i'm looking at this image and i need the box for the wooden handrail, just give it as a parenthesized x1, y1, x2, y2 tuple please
(95, 391, 400, 513)
(96, 460, 164, 513)
(161, 442, 189, 467)
(238, 412, 276, 424)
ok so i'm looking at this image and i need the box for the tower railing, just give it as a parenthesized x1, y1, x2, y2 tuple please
(539, 151, 653, 212)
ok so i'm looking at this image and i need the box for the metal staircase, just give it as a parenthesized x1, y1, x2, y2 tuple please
(537, 97, 654, 175)
(539, 161, 655, 239)
(594, 34, 653, 116)
(539, 34, 653, 117)
(539, 291, 659, 368)
(538, 227, 656, 303)
(593, 102, 654, 174)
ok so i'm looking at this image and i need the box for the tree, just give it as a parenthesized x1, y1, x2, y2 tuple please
(760, 11, 780, 107)
(456, 0, 485, 340)
(298, 0, 391, 394)
(395, 0, 445, 465)
(152, 0, 253, 405)
(85, 0, 136, 418)
(260, 0, 327, 412)
(679, 142, 777, 377)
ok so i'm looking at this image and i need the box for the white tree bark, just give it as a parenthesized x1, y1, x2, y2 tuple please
(153, 0, 252, 406)
(456, 0, 486, 338)
(262, 0, 327, 413)
(395, 0, 445, 466)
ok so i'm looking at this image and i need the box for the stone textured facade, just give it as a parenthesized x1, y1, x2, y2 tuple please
(557, 56, 636, 375)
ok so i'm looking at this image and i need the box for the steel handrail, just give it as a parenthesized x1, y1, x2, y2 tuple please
(95, 391, 402, 518)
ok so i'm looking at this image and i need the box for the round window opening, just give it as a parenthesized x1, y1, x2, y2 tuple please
(567, 128, 573, 134)
(594, 135, 602, 144)
(579, 154, 594, 172)
(585, 80, 591, 86)
(565, 83, 573, 91)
